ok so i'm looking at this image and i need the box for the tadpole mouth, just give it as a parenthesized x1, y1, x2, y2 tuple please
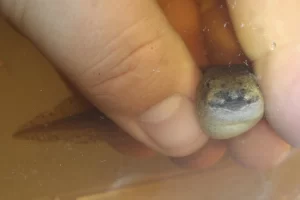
(208, 90, 259, 111)
(206, 98, 263, 122)
(208, 97, 259, 111)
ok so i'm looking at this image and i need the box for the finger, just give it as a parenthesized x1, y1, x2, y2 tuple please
(105, 0, 206, 159)
(0, 0, 208, 157)
(158, 0, 230, 165)
(156, 0, 231, 166)
(227, 0, 300, 147)
(162, 0, 246, 165)
(201, 0, 292, 168)
(228, 120, 290, 170)
(158, 0, 208, 66)
(100, 127, 156, 158)
(198, 0, 249, 65)
(198, 0, 290, 169)
(170, 139, 227, 169)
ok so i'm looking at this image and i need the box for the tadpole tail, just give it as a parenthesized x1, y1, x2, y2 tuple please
(13, 109, 123, 144)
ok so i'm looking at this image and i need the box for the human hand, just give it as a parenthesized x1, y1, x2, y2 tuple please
(0, 0, 295, 170)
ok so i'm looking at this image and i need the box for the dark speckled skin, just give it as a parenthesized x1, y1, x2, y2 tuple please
(196, 64, 264, 139)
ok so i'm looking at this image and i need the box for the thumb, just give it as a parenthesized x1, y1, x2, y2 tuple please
(228, 0, 300, 146)
(0, 0, 208, 156)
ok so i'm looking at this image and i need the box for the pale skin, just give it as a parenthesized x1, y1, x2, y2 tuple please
(1, 0, 299, 170)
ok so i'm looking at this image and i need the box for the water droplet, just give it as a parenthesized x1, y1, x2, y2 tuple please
(270, 41, 277, 50)
(203, 26, 210, 32)
(231, 1, 237, 9)
(64, 143, 73, 150)
(152, 68, 160, 72)
(223, 22, 229, 28)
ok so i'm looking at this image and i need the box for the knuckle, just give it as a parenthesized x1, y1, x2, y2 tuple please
(1, 0, 29, 29)
(77, 24, 169, 110)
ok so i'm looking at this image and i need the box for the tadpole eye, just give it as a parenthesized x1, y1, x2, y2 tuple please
(205, 78, 215, 88)
(205, 80, 211, 88)
(240, 88, 246, 94)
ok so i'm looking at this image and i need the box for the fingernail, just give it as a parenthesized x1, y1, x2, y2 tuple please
(138, 94, 208, 157)
(255, 45, 300, 147)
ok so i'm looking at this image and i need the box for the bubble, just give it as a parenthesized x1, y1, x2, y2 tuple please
(224, 22, 229, 28)
(270, 41, 277, 51)
(230, 0, 237, 9)
(64, 143, 73, 150)
(240, 23, 245, 28)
